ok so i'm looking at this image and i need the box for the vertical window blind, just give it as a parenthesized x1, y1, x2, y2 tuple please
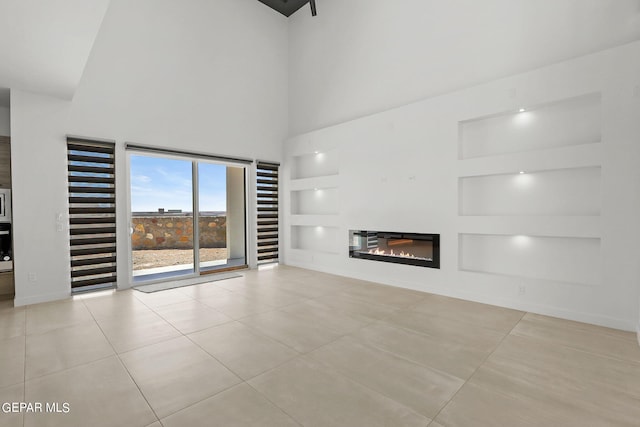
(67, 138, 117, 290)
(256, 161, 279, 264)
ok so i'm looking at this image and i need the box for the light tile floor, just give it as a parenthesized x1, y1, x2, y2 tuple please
(0, 265, 639, 426)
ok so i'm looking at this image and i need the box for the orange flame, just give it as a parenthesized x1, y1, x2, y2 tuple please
(368, 248, 417, 258)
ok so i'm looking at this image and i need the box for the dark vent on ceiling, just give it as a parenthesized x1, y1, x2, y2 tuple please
(257, 0, 315, 17)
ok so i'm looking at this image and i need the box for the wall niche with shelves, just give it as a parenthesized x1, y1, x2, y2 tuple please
(290, 150, 339, 180)
(286, 144, 342, 258)
(457, 92, 603, 287)
(290, 188, 339, 215)
(459, 166, 601, 216)
(459, 233, 601, 286)
(459, 93, 601, 159)
(291, 225, 339, 254)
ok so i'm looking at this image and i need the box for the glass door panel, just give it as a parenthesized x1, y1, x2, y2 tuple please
(130, 154, 194, 282)
(198, 162, 247, 272)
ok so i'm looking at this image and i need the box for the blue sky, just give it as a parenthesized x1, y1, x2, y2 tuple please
(130, 155, 227, 213)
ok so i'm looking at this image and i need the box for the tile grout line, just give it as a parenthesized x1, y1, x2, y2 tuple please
(172, 277, 383, 424)
(185, 325, 300, 383)
(235, 298, 381, 357)
(428, 309, 528, 424)
(303, 350, 436, 422)
(337, 325, 468, 381)
(234, 284, 438, 422)
(112, 280, 440, 423)
(80, 298, 163, 426)
(141, 295, 237, 336)
(153, 380, 241, 423)
(512, 315, 640, 366)
(31, 269, 637, 426)
(140, 306, 297, 422)
(173, 278, 311, 425)
(244, 376, 305, 426)
(23, 352, 119, 386)
(296, 297, 473, 423)
(123, 291, 253, 423)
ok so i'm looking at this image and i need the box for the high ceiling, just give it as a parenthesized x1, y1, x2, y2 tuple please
(0, 0, 110, 100)
(288, 0, 640, 134)
(0, 0, 638, 115)
(257, 0, 311, 17)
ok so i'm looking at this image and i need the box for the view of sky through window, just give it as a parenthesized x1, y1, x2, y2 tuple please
(130, 155, 227, 213)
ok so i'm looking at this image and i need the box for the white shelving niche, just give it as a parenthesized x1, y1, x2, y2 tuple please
(285, 145, 341, 258)
(457, 92, 603, 287)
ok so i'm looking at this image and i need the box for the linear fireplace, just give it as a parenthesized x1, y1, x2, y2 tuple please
(349, 230, 440, 268)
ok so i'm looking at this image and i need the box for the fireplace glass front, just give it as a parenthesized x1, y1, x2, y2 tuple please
(349, 230, 440, 268)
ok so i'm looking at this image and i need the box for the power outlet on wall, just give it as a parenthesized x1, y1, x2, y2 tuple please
(27, 272, 37, 283)
(55, 212, 64, 232)
(518, 284, 526, 296)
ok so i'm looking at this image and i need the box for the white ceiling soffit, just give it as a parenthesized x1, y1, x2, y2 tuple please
(0, 0, 110, 100)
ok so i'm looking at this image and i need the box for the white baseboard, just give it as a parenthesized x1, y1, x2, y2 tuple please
(637, 321, 640, 348)
(283, 260, 637, 332)
(14, 291, 70, 307)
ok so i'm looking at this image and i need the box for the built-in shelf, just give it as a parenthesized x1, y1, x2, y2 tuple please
(457, 142, 603, 178)
(457, 216, 601, 239)
(290, 215, 340, 227)
(285, 139, 342, 260)
(286, 248, 341, 267)
(291, 225, 340, 254)
(458, 233, 601, 286)
(459, 166, 601, 217)
(456, 92, 603, 288)
(289, 174, 339, 191)
(291, 150, 340, 180)
(459, 92, 602, 160)
(291, 188, 339, 215)
(288, 248, 341, 257)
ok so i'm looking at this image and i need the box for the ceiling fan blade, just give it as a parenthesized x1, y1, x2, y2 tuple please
(310, 0, 317, 16)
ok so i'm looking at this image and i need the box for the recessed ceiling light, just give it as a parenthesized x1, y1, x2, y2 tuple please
(314, 151, 320, 154)
(519, 171, 525, 174)
(519, 108, 526, 113)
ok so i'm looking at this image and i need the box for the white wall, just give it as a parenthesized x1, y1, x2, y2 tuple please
(283, 41, 640, 331)
(288, 0, 640, 135)
(10, 0, 288, 305)
(0, 106, 9, 136)
(0, 0, 110, 100)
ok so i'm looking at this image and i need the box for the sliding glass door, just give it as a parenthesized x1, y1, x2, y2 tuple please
(197, 163, 246, 273)
(130, 152, 246, 283)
